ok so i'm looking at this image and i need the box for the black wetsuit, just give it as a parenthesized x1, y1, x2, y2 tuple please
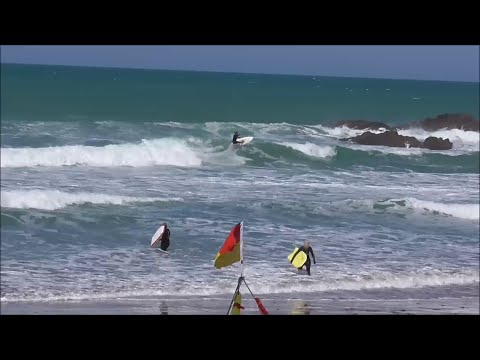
(160, 228, 171, 251)
(232, 133, 241, 144)
(291, 245, 316, 275)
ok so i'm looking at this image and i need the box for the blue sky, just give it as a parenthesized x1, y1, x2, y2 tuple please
(1, 45, 479, 82)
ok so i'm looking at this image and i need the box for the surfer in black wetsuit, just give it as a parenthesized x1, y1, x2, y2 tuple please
(232, 131, 241, 144)
(160, 223, 171, 251)
(291, 241, 316, 275)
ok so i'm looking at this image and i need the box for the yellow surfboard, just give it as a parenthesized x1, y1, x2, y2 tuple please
(288, 247, 307, 268)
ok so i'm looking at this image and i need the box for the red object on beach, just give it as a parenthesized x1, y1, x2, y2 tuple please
(255, 298, 269, 315)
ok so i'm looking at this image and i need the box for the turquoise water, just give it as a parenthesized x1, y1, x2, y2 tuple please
(1, 63, 478, 304)
(2, 63, 479, 124)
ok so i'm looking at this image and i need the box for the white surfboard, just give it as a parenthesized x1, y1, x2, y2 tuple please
(236, 136, 253, 146)
(151, 225, 165, 248)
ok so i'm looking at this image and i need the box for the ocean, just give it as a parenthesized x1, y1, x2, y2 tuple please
(1, 63, 479, 314)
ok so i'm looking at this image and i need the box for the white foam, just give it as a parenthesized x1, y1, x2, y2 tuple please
(398, 128, 478, 143)
(403, 197, 480, 220)
(0, 189, 182, 210)
(397, 128, 479, 152)
(351, 197, 480, 221)
(251, 271, 479, 295)
(345, 143, 425, 156)
(282, 142, 336, 158)
(314, 125, 387, 139)
(1, 271, 477, 302)
(0, 138, 247, 168)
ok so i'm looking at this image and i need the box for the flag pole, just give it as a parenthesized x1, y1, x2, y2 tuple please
(226, 275, 243, 315)
(227, 221, 245, 315)
(240, 221, 244, 277)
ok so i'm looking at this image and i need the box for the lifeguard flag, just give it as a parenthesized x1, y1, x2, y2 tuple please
(214, 222, 242, 269)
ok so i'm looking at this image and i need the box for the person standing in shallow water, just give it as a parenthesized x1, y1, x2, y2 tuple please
(291, 241, 316, 275)
(160, 223, 171, 251)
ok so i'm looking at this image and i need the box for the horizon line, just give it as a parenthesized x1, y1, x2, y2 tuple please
(2, 61, 479, 84)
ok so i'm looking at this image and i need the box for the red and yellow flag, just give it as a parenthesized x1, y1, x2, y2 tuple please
(214, 222, 242, 269)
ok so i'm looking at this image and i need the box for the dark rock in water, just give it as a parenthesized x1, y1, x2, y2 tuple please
(342, 131, 453, 150)
(344, 130, 423, 148)
(422, 136, 453, 150)
(332, 120, 393, 131)
(333, 113, 476, 151)
(402, 113, 479, 132)
(332, 113, 478, 132)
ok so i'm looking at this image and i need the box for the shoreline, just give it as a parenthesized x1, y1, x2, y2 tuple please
(2, 283, 478, 315)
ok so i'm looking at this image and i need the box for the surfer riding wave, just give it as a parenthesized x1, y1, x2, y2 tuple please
(232, 131, 242, 144)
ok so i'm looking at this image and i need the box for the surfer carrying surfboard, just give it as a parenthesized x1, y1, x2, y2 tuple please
(159, 223, 171, 251)
(291, 241, 316, 275)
